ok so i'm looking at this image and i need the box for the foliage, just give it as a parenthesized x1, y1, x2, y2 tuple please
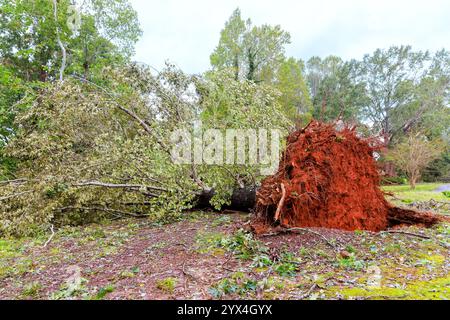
(337, 255, 365, 271)
(358, 46, 449, 145)
(196, 69, 290, 209)
(273, 57, 313, 122)
(210, 8, 291, 83)
(209, 8, 247, 81)
(218, 229, 268, 260)
(0, 0, 141, 81)
(92, 284, 115, 300)
(0, 65, 197, 236)
(208, 272, 258, 298)
(306, 56, 366, 123)
(422, 152, 450, 182)
(197, 229, 268, 260)
(0, 0, 142, 181)
(210, 9, 311, 121)
(0, 0, 71, 82)
(21, 282, 43, 298)
(273, 261, 297, 277)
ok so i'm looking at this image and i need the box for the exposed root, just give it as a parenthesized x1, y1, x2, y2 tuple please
(274, 183, 286, 222)
(252, 120, 444, 233)
(387, 206, 447, 227)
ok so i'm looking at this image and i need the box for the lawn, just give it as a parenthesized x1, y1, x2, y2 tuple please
(382, 183, 450, 202)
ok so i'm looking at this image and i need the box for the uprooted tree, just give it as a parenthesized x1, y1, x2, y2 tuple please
(0, 64, 445, 237)
(0, 64, 290, 236)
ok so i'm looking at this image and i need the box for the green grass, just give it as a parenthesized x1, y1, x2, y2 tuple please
(382, 183, 449, 202)
(156, 277, 177, 293)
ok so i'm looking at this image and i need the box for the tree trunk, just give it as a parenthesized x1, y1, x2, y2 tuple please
(247, 49, 255, 82)
(410, 173, 418, 189)
(83, 62, 90, 79)
(233, 54, 239, 80)
(195, 187, 256, 211)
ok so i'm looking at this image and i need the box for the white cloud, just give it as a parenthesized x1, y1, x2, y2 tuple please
(130, 0, 450, 73)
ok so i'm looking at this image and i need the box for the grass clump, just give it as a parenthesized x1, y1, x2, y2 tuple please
(156, 277, 177, 293)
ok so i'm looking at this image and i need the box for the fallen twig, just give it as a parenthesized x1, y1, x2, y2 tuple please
(299, 283, 318, 300)
(260, 227, 336, 249)
(382, 230, 430, 240)
(43, 224, 55, 248)
(0, 191, 33, 202)
(0, 178, 28, 185)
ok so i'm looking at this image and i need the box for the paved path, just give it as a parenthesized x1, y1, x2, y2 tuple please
(435, 184, 450, 192)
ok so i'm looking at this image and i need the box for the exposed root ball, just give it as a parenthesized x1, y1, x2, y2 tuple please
(252, 121, 443, 233)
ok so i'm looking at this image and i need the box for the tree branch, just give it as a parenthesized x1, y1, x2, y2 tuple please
(70, 74, 170, 153)
(57, 206, 142, 218)
(0, 191, 33, 202)
(73, 180, 168, 192)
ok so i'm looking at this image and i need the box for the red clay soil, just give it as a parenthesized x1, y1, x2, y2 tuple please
(252, 121, 444, 234)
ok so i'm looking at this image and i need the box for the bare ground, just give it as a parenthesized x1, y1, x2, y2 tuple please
(0, 210, 449, 300)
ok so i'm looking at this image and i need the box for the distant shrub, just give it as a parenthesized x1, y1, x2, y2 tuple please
(381, 176, 408, 185)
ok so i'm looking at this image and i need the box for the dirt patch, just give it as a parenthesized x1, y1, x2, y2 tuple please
(0, 213, 248, 300)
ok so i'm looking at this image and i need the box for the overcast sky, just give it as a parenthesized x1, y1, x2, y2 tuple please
(129, 0, 450, 74)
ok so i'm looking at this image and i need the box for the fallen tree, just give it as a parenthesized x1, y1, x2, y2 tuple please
(0, 65, 289, 236)
(195, 186, 445, 231)
(0, 64, 445, 236)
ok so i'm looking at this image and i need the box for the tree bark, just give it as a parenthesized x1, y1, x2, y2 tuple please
(409, 173, 418, 189)
(195, 187, 256, 211)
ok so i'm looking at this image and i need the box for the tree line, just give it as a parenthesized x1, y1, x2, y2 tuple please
(210, 9, 449, 186)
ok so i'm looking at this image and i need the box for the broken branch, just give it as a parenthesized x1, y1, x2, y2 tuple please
(274, 183, 286, 222)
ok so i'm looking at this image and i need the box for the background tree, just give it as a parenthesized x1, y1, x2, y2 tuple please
(0, 0, 142, 82)
(357, 45, 431, 145)
(210, 9, 309, 121)
(306, 56, 367, 123)
(0, 0, 141, 178)
(69, 0, 142, 79)
(209, 8, 247, 80)
(0, 0, 71, 82)
(388, 133, 445, 189)
(210, 8, 290, 83)
(273, 57, 313, 123)
(388, 50, 450, 144)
